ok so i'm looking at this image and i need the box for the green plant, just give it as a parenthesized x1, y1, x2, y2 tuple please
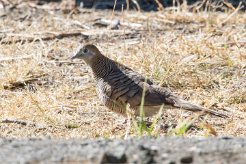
(169, 117, 195, 136)
(129, 78, 164, 137)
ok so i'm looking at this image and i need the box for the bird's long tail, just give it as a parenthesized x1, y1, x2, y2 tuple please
(165, 95, 228, 118)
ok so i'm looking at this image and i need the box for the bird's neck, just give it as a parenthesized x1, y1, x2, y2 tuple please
(91, 55, 115, 80)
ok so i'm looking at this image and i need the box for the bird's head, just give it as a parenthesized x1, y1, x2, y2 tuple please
(71, 44, 101, 64)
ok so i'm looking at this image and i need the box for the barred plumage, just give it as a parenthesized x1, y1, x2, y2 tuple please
(71, 44, 228, 118)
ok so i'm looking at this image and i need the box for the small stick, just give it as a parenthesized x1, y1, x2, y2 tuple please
(1, 119, 29, 126)
(218, 2, 243, 26)
(0, 55, 32, 62)
(111, 0, 117, 21)
(1, 31, 87, 44)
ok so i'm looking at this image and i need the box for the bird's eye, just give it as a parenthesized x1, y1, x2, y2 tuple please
(83, 48, 89, 54)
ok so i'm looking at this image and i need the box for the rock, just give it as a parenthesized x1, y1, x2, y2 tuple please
(0, 138, 246, 163)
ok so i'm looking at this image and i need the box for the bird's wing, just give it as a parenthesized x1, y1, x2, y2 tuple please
(106, 67, 165, 108)
(117, 63, 154, 85)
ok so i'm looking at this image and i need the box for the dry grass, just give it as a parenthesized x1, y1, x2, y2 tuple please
(0, 5, 245, 138)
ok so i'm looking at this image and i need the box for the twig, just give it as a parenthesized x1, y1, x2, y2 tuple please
(1, 119, 29, 126)
(154, 18, 175, 25)
(218, 2, 243, 26)
(0, 55, 32, 62)
(0, 29, 14, 33)
(94, 18, 120, 29)
(53, 17, 91, 30)
(3, 73, 47, 90)
(132, 0, 140, 11)
(44, 60, 84, 64)
(126, 0, 129, 11)
(1, 29, 141, 45)
(153, 0, 164, 10)
(216, 40, 246, 47)
(111, 0, 117, 21)
(1, 31, 88, 44)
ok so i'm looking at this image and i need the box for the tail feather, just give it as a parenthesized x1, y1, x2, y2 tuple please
(170, 97, 228, 118)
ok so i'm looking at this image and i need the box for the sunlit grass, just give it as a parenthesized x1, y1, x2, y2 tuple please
(0, 5, 245, 138)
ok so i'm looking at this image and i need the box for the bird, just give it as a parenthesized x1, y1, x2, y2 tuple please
(71, 44, 228, 118)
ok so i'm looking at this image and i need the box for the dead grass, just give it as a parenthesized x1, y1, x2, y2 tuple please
(0, 5, 245, 138)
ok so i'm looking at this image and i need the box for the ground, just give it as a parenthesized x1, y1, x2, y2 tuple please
(0, 2, 245, 139)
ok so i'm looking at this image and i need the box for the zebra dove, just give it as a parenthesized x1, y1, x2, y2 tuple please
(71, 44, 227, 118)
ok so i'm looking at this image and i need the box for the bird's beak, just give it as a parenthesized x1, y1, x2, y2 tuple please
(71, 46, 82, 60)
(70, 53, 79, 60)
